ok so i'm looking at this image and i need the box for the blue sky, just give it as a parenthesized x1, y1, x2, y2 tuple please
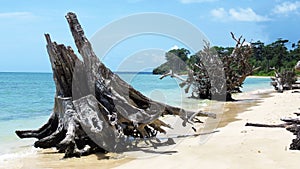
(1, 0, 300, 72)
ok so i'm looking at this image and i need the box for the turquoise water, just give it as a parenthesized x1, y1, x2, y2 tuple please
(241, 77, 273, 92)
(0, 72, 272, 156)
(0, 72, 55, 121)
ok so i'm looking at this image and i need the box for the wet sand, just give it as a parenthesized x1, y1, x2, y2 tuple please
(3, 89, 300, 169)
(217, 91, 273, 128)
(1, 148, 131, 169)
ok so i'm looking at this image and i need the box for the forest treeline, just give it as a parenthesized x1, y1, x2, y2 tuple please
(153, 39, 300, 76)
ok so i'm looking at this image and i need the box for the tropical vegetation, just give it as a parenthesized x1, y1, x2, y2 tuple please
(153, 39, 300, 76)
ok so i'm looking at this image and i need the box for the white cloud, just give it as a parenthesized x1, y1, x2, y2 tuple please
(211, 7, 270, 22)
(169, 45, 179, 50)
(273, 1, 300, 14)
(179, 0, 217, 4)
(211, 8, 227, 19)
(0, 12, 34, 19)
(229, 8, 270, 22)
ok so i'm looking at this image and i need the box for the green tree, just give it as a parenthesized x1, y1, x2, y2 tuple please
(153, 48, 190, 74)
(269, 39, 289, 70)
(154, 38, 300, 76)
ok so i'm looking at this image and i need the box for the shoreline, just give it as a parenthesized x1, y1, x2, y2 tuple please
(217, 89, 273, 128)
(247, 75, 272, 78)
(3, 88, 300, 168)
(116, 89, 300, 169)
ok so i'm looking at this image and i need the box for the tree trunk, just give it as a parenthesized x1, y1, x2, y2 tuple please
(15, 12, 215, 158)
(159, 33, 257, 101)
(271, 69, 297, 92)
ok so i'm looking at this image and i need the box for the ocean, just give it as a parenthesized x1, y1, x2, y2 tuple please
(0, 72, 272, 159)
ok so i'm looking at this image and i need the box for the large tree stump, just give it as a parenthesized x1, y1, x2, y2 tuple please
(159, 33, 258, 101)
(270, 69, 297, 92)
(15, 12, 215, 158)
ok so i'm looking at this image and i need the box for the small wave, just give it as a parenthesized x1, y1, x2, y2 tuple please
(0, 147, 37, 162)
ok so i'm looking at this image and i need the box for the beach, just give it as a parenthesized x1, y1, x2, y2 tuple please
(1, 0, 300, 168)
(114, 89, 300, 169)
(2, 88, 300, 169)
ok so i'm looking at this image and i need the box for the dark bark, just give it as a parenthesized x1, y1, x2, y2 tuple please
(15, 12, 215, 158)
(245, 122, 290, 128)
(15, 112, 58, 139)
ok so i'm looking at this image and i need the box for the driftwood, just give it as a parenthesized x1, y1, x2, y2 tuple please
(160, 33, 257, 101)
(271, 69, 297, 92)
(246, 115, 300, 150)
(15, 12, 216, 158)
(295, 61, 300, 71)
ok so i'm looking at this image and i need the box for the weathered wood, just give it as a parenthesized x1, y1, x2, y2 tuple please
(246, 116, 300, 151)
(295, 61, 300, 71)
(15, 112, 58, 139)
(15, 12, 216, 158)
(160, 33, 256, 101)
(281, 117, 300, 124)
(294, 112, 300, 116)
(270, 69, 297, 92)
(245, 122, 290, 128)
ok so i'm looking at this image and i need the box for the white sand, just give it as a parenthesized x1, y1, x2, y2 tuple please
(115, 90, 300, 169)
(2, 89, 300, 169)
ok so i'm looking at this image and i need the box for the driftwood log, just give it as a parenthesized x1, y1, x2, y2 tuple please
(160, 33, 258, 101)
(15, 12, 215, 158)
(246, 113, 300, 150)
(295, 61, 300, 71)
(270, 69, 297, 92)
